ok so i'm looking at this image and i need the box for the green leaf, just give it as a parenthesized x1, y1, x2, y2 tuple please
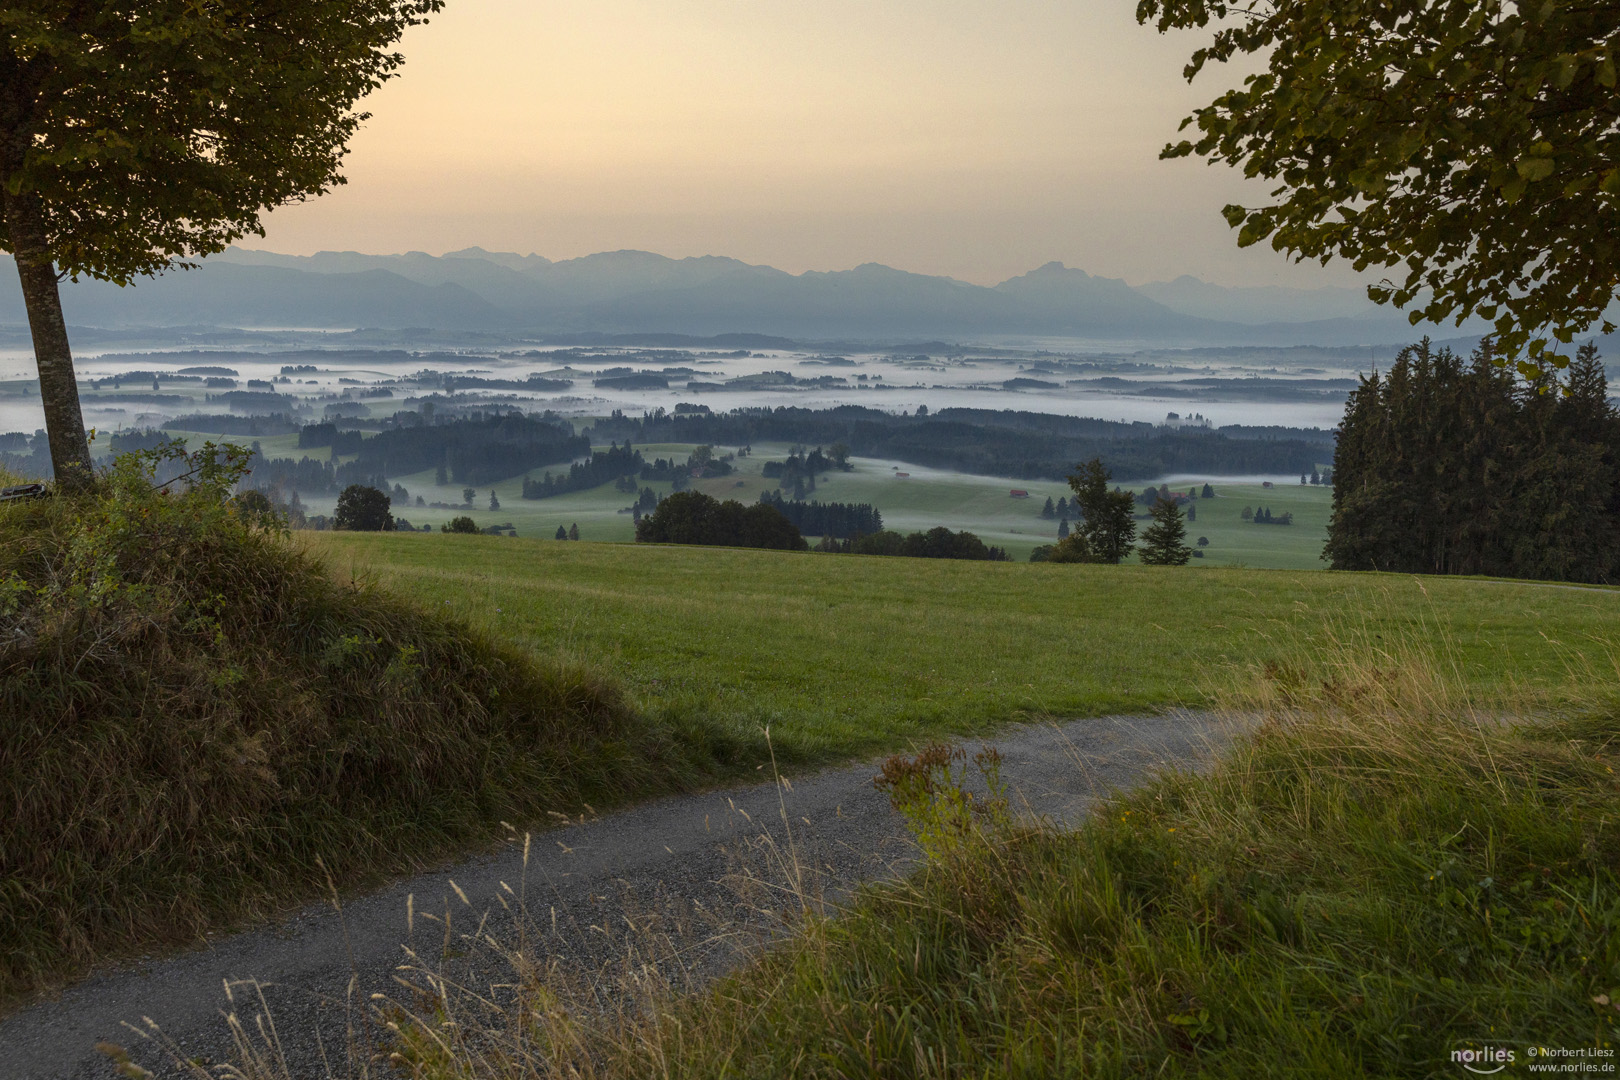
(1554, 53, 1578, 88)
(1516, 157, 1556, 182)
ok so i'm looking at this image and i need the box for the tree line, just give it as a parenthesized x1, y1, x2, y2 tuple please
(634, 491, 1010, 562)
(634, 491, 808, 551)
(1327, 339, 1619, 583)
(522, 441, 643, 499)
(842, 528, 1011, 562)
(756, 491, 884, 539)
(585, 404, 1328, 481)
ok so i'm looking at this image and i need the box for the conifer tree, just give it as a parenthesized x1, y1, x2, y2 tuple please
(1139, 498, 1192, 566)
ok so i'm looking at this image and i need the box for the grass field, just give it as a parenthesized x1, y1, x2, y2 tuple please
(132, 423, 1335, 564)
(308, 532, 1618, 764)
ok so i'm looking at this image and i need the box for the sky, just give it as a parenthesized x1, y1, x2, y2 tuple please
(249, 0, 1368, 291)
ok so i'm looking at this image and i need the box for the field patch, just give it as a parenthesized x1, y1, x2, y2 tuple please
(309, 532, 1617, 762)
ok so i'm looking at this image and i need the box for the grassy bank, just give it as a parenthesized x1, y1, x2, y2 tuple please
(309, 531, 1618, 763)
(0, 454, 725, 1007)
(387, 641, 1620, 1078)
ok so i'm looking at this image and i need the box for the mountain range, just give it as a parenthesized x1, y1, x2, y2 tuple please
(0, 246, 1460, 346)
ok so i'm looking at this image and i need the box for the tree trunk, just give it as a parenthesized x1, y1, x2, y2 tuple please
(2, 186, 91, 488)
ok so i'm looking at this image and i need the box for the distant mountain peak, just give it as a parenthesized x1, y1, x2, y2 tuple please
(442, 247, 553, 270)
(21, 244, 1430, 343)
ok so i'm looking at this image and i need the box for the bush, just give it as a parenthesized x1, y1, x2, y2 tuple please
(442, 515, 479, 534)
(1044, 533, 1095, 563)
(0, 444, 701, 1003)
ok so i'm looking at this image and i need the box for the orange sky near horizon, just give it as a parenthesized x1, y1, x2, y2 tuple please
(248, 0, 1368, 291)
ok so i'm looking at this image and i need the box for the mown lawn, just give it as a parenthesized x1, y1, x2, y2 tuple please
(308, 532, 1618, 763)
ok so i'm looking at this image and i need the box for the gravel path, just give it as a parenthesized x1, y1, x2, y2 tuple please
(0, 710, 1234, 1080)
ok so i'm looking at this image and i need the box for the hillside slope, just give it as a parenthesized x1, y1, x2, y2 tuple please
(0, 455, 717, 1005)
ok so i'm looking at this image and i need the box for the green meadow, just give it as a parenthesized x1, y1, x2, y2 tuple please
(308, 531, 1618, 763)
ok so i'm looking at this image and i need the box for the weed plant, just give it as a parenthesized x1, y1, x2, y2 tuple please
(361, 631, 1620, 1078)
(0, 445, 713, 1006)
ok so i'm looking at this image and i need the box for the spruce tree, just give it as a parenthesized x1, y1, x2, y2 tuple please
(1139, 498, 1192, 565)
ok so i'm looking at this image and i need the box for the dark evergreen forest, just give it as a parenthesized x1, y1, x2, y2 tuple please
(756, 492, 883, 539)
(522, 441, 642, 499)
(585, 405, 1328, 480)
(1328, 340, 1620, 583)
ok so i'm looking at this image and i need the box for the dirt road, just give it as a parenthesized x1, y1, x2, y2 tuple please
(0, 711, 1233, 1080)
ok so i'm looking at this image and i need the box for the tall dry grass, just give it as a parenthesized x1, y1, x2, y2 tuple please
(322, 621, 1620, 1078)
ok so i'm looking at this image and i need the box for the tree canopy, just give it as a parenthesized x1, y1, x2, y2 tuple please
(332, 484, 393, 532)
(1, 0, 441, 482)
(1137, 0, 1620, 370)
(1067, 458, 1137, 564)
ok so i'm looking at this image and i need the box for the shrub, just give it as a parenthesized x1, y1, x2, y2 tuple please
(1044, 533, 1094, 563)
(443, 515, 479, 534)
